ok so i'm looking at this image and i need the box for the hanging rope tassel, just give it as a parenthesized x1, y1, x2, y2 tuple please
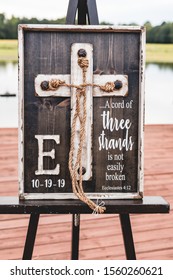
(68, 56, 106, 214)
(40, 56, 116, 213)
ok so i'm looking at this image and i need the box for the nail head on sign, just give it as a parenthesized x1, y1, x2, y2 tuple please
(78, 49, 87, 57)
(114, 80, 123, 90)
(77, 167, 86, 175)
(41, 81, 49, 91)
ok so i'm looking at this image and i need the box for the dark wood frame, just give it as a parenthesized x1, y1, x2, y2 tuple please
(0, 0, 169, 260)
(18, 24, 145, 201)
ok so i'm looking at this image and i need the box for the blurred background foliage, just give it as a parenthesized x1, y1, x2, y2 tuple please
(0, 13, 173, 43)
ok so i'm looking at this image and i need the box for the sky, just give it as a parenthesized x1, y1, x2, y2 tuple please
(0, 0, 172, 26)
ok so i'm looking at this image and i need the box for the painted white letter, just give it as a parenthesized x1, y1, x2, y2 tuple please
(35, 135, 60, 175)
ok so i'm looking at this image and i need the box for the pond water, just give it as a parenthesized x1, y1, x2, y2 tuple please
(0, 62, 173, 127)
(0, 63, 18, 127)
(145, 63, 173, 124)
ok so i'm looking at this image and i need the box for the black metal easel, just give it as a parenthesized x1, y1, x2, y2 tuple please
(66, 0, 136, 260)
(67, 0, 100, 260)
(20, 0, 169, 261)
(22, 0, 136, 261)
(23, 0, 100, 260)
(66, 0, 99, 25)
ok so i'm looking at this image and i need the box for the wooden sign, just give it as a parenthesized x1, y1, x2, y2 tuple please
(18, 25, 145, 201)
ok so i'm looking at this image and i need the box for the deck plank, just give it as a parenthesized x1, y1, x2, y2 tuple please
(0, 125, 172, 259)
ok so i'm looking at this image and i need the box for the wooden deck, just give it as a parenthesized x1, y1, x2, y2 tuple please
(0, 125, 172, 260)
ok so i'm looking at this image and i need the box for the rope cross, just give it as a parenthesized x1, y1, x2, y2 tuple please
(68, 54, 106, 214)
(35, 43, 128, 213)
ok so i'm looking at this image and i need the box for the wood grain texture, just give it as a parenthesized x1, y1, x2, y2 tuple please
(0, 125, 172, 261)
(71, 43, 93, 181)
(0, 196, 169, 214)
(0, 125, 172, 260)
(35, 74, 128, 97)
(19, 26, 144, 199)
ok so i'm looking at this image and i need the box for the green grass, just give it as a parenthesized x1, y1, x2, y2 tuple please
(0, 40, 18, 62)
(146, 44, 173, 64)
(0, 40, 173, 64)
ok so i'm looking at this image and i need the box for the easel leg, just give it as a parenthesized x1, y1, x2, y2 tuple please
(22, 213, 40, 260)
(119, 214, 136, 260)
(71, 214, 80, 260)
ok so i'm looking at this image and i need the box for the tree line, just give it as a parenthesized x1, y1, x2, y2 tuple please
(145, 21, 173, 43)
(0, 13, 173, 43)
(0, 14, 66, 39)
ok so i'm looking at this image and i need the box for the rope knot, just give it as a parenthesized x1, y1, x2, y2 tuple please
(92, 199, 106, 215)
(78, 57, 89, 69)
(94, 205, 106, 214)
(100, 82, 115, 93)
(79, 88, 86, 96)
(76, 87, 85, 96)
(49, 79, 65, 90)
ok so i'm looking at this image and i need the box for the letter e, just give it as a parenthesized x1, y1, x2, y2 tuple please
(35, 135, 60, 175)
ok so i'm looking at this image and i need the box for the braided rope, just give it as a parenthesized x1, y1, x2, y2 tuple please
(68, 57, 106, 214)
(49, 79, 66, 90)
(99, 82, 115, 92)
(40, 57, 108, 213)
(47, 77, 117, 94)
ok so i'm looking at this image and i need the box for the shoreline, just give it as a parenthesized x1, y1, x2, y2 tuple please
(0, 40, 173, 64)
